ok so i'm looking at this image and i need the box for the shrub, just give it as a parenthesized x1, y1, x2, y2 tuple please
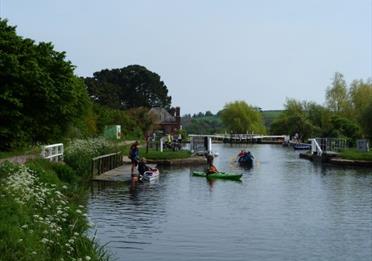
(64, 137, 116, 179)
(0, 161, 109, 260)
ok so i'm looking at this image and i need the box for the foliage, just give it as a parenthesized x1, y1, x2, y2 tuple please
(85, 65, 172, 110)
(220, 101, 266, 134)
(326, 115, 361, 141)
(261, 110, 283, 129)
(93, 104, 153, 139)
(326, 72, 350, 114)
(0, 160, 109, 261)
(64, 137, 116, 179)
(181, 114, 224, 135)
(271, 73, 372, 141)
(0, 19, 91, 150)
(360, 103, 372, 138)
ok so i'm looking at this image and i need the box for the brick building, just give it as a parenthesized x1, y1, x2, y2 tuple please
(148, 107, 181, 134)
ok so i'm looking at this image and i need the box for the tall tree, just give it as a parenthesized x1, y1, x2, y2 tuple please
(85, 65, 172, 110)
(360, 103, 372, 139)
(270, 99, 314, 140)
(220, 101, 266, 134)
(349, 79, 372, 120)
(0, 19, 90, 150)
(326, 72, 350, 114)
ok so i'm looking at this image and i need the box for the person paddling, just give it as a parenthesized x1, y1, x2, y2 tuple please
(205, 153, 218, 175)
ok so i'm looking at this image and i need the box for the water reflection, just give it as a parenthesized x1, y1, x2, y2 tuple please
(88, 144, 372, 261)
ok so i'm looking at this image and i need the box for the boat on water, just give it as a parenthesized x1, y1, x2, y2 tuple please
(238, 155, 253, 165)
(192, 171, 242, 180)
(237, 151, 254, 166)
(141, 169, 160, 182)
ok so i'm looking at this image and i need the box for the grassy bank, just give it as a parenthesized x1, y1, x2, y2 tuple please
(119, 143, 192, 160)
(140, 148, 192, 160)
(0, 160, 109, 261)
(339, 149, 372, 161)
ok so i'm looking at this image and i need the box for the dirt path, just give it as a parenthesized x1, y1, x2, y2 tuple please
(0, 154, 38, 165)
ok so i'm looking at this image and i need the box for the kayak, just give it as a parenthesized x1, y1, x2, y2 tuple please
(141, 169, 160, 181)
(192, 171, 242, 180)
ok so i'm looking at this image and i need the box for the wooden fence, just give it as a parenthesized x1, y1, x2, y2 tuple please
(91, 152, 122, 176)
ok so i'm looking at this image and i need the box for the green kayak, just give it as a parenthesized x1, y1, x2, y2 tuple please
(192, 171, 242, 180)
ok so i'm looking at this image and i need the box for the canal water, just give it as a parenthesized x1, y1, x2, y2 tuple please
(88, 144, 372, 261)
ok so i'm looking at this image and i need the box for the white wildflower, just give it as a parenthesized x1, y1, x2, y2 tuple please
(85, 256, 91, 261)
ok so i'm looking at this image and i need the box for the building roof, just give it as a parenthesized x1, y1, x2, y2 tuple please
(149, 107, 176, 124)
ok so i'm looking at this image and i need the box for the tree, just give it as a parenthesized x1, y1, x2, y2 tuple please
(85, 65, 172, 110)
(270, 99, 314, 140)
(326, 72, 350, 114)
(220, 101, 266, 134)
(327, 115, 361, 141)
(360, 103, 372, 139)
(0, 19, 90, 150)
(205, 111, 213, 117)
(349, 79, 372, 120)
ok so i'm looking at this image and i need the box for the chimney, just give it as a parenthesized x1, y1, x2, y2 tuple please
(175, 107, 181, 129)
(169, 107, 176, 117)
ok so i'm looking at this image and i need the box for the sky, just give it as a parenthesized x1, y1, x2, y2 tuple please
(1, 0, 371, 115)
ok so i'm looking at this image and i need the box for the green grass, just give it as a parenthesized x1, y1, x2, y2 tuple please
(339, 149, 372, 161)
(140, 148, 192, 160)
(120, 143, 192, 160)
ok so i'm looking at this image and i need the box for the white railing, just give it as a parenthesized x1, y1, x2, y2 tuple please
(40, 143, 64, 162)
(309, 138, 348, 156)
(309, 139, 323, 156)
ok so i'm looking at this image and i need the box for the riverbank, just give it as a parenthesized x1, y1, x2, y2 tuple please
(299, 152, 372, 168)
(0, 159, 110, 261)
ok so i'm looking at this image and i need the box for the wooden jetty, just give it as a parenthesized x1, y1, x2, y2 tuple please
(92, 155, 206, 182)
(92, 163, 157, 182)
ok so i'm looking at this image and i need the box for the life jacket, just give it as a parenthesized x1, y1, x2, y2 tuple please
(208, 165, 218, 174)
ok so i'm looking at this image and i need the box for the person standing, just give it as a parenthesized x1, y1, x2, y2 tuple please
(129, 141, 139, 177)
